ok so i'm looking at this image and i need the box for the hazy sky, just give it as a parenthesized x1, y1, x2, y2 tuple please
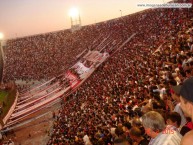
(0, 0, 171, 39)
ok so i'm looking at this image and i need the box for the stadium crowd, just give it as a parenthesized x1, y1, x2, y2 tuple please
(47, 4, 193, 145)
(4, 10, 135, 93)
(3, 13, 132, 83)
(2, 0, 193, 144)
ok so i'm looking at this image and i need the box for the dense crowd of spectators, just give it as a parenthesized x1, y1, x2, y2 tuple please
(47, 4, 193, 145)
(3, 12, 133, 82)
(2, 0, 193, 144)
(4, 10, 136, 94)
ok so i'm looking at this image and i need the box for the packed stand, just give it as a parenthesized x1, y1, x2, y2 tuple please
(4, 13, 134, 84)
(48, 4, 193, 145)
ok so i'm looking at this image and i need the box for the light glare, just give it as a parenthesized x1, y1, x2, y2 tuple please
(0, 32, 4, 40)
(69, 8, 79, 18)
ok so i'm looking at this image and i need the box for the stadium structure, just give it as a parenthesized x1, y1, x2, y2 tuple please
(0, 0, 192, 144)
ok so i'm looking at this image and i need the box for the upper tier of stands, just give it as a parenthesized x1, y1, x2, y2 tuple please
(4, 14, 134, 83)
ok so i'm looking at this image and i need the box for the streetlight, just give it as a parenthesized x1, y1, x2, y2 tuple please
(0, 33, 3, 39)
(0, 33, 3, 41)
(120, 10, 122, 17)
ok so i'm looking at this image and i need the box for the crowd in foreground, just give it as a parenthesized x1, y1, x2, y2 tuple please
(47, 3, 193, 145)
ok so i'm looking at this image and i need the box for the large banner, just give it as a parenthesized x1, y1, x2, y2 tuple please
(84, 51, 104, 62)
(65, 71, 80, 88)
(73, 62, 90, 75)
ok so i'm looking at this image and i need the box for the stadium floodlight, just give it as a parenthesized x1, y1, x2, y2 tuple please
(69, 7, 79, 18)
(0, 32, 4, 40)
(69, 7, 81, 32)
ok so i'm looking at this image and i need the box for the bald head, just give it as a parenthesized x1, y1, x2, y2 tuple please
(181, 130, 193, 145)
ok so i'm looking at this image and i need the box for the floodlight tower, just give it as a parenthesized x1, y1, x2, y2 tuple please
(69, 8, 82, 32)
(0, 32, 4, 84)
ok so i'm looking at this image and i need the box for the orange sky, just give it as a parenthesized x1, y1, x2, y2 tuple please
(0, 0, 171, 39)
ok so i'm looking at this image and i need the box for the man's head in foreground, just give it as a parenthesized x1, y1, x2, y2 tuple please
(175, 77, 193, 119)
(173, 77, 193, 145)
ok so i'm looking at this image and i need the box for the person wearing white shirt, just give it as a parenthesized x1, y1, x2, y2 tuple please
(142, 111, 182, 145)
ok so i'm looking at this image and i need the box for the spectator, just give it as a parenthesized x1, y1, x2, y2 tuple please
(114, 136, 130, 145)
(142, 111, 182, 145)
(168, 86, 187, 126)
(180, 117, 193, 136)
(166, 112, 181, 130)
(129, 127, 149, 145)
(177, 77, 193, 144)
